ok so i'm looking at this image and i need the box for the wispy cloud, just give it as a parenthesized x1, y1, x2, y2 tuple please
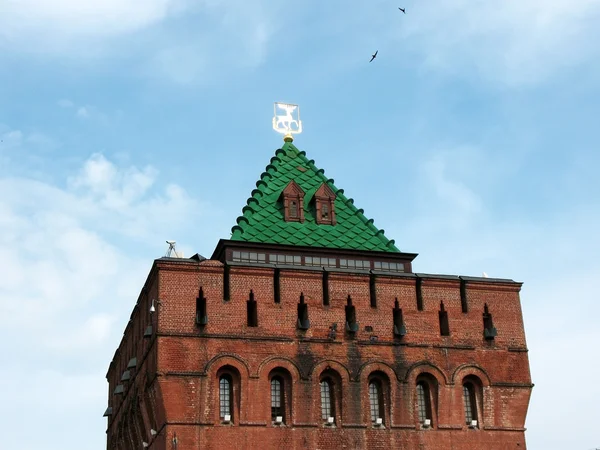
(391, 140, 600, 449)
(57, 99, 74, 108)
(392, 0, 600, 85)
(0, 145, 208, 448)
(0, 0, 182, 40)
(56, 99, 105, 121)
(76, 107, 90, 119)
(1, 1, 280, 84)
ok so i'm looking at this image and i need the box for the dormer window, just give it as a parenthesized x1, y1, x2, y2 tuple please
(313, 183, 336, 225)
(281, 180, 305, 223)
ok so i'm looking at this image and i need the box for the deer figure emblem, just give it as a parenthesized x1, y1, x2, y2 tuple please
(273, 103, 300, 133)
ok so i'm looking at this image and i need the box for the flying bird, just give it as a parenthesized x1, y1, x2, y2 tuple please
(370, 50, 378, 62)
(398, 7, 406, 13)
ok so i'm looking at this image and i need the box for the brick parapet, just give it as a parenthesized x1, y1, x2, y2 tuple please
(104, 258, 532, 449)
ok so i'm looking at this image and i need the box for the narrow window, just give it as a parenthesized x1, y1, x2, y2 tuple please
(322, 271, 330, 306)
(223, 265, 230, 301)
(460, 278, 468, 313)
(345, 295, 358, 333)
(219, 375, 233, 420)
(416, 382, 432, 425)
(297, 292, 310, 330)
(369, 380, 384, 424)
(483, 303, 497, 339)
(369, 275, 377, 308)
(463, 383, 477, 425)
(290, 201, 298, 218)
(247, 290, 258, 327)
(273, 269, 281, 304)
(393, 298, 406, 337)
(321, 203, 329, 219)
(416, 277, 423, 311)
(439, 301, 450, 336)
(196, 287, 207, 326)
(320, 379, 334, 422)
(271, 377, 284, 422)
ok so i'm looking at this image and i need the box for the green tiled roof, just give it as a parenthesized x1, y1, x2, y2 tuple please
(230, 141, 400, 252)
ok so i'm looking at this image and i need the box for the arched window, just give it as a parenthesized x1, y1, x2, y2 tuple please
(368, 380, 384, 424)
(416, 381, 431, 425)
(415, 373, 438, 428)
(463, 382, 477, 425)
(271, 376, 284, 422)
(462, 375, 482, 427)
(321, 203, 329, 219)
(290, 201, 298, 218)
(320, 378, 334, 422)
(219, 374, 233, 420)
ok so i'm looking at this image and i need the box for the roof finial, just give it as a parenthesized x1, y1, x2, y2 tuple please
(273, 102, 302, 141)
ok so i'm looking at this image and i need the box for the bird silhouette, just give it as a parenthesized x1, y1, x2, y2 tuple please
(370, 50, 378, 62)
(398, 7, 406, 13)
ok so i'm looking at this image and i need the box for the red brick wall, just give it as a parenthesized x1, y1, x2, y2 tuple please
(105, 258, 532, 449)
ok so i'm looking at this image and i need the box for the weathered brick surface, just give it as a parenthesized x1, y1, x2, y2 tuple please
(105, 259, 532, 449)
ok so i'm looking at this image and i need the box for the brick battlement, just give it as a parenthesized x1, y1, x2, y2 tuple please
(105, 258, 532, 450)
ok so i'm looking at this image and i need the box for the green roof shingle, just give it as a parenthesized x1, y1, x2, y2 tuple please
(230, 141, 400, 253)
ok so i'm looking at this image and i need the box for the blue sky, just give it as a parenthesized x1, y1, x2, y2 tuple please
(1, 1, 599, 449)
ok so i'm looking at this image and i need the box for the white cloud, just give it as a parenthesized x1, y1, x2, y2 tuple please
(0, 0, 182, 39)
(0, 147, 200, 335)
(391, 140, 600, 450)
(1, 129, 23, 147)
(0, 142, 208, 449)
(47, 313, 118, 351)
(76, 106, 90, 118)
(388, 0, 600, 85)
(57, 99, 104, 120)
(71, 152, 157, 207)
(0, 1, 280, 84)
(58, 99, 74, 108)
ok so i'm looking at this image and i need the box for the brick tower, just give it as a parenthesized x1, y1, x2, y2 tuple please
(104, 137, 532, 449)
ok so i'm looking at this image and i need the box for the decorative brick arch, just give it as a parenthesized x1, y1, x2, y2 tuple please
(256, 356, 303, 381)
(309, 359, 351, 382)
(451, 364, 492, 387)
(357, 361, 401, 383)
(404, 361, 448, 385)
(203, 353, 250, 379)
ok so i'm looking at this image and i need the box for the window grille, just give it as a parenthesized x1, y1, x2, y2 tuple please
(369, 381, 383, 423)
(463, 383, 477, 424)
(320, 379, 334, 421)
(219, 375, 232, 419)
(416, 382, 430, 424)
(271, 377, 283, 421)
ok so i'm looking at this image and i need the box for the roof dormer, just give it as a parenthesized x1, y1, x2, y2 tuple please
(281, 180, 305, 223)
(313, 183, 336, 225)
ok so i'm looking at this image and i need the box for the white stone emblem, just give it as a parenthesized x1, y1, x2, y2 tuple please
(272, 102, 302, 136)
